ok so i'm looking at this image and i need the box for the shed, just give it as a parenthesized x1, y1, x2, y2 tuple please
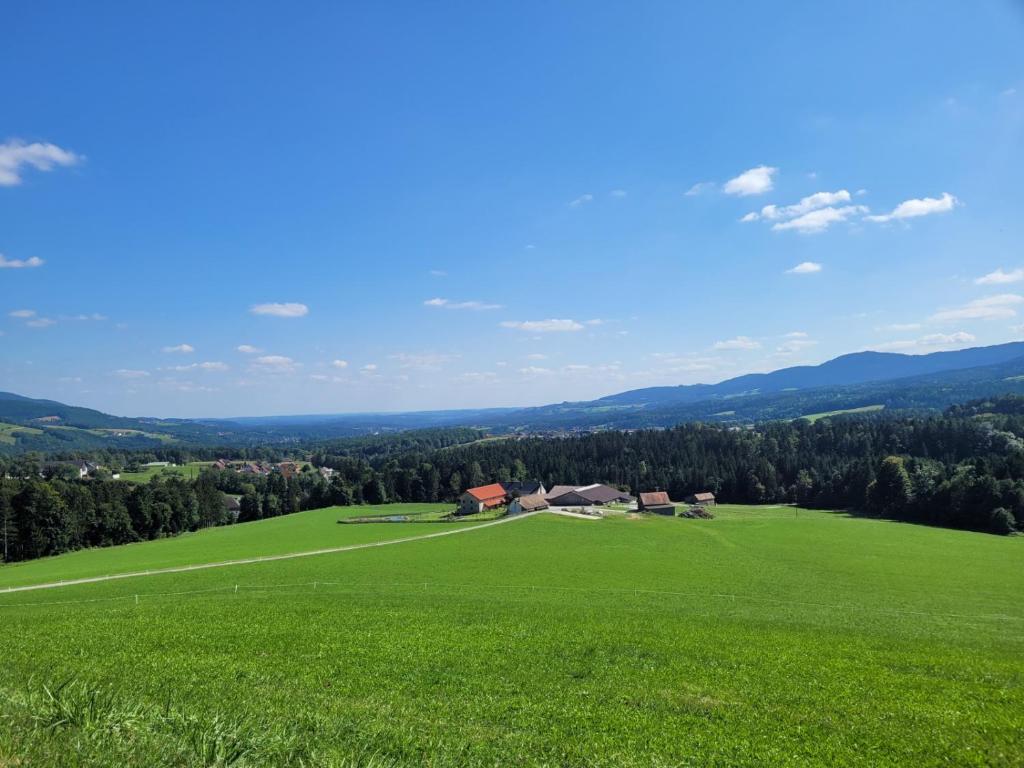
(638, 491, 676, 515)
(684, 492, 717, 506)
(509, 494, 549, 514)
(546, 483, 632, 507)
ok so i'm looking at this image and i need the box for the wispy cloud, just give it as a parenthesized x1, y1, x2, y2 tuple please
(713, 336, 761, 350)
(429, 269, 447, 277)
(501, 319, 585, 332)
(237, 344, 263, 354)
(0, 254, 44, 269)
(865, 193, 958, 223)
(25, 317, 56, 328)
(873, 331, 976, 352)
(252, 355, 299, 373)
(743, 190, 853, 222)
(685, 181, 715, 197)
(165, 361, 229, 372)
(0, 140, 81, 186)
(389, 352, 459, 371)
(723, 166, 777, 196)
(163, 343, 195, 354)
(9, 309, 37, 318)
(569, 193, 594, 207)
(786, 261, 823, 274)
(424, 298, 502, 310)
(975, 268, 1023, 286)
(113, 369, 150, 379)
(332, 359, 348, 369)
(609, 189, 627, 198)
(930, 294, 1023, 322)
(249, 302, 309, 318)
(773, 205, 868, 233)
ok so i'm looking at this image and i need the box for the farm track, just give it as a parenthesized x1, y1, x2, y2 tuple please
(1, 511, 542, 594)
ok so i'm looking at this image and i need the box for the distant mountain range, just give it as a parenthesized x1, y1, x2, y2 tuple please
(2, 342, 1024, 453)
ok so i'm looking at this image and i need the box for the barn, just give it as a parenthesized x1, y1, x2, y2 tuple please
(546, 483, 633, 507)
(638, 491, 676, 515)
(458, 483, 508, 515)
(509, 494, 549, 514)
(684, 492, 717, 506)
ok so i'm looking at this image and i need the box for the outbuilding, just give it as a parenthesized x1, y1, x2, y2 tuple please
(509, 494, 549, 514)
(638, 491, 677, 515)
(684, 492, 717, 506)
(546, 483, 633, 507)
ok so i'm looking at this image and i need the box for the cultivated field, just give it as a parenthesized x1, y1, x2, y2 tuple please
(0, 505, 1021, 766)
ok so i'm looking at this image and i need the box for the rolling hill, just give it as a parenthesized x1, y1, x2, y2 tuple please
(4, 342, 1024, 453)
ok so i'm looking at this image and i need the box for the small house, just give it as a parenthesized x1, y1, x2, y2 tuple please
(509, 494, 549, 514)
(458, 483, 508, 515)
(684, 492, 716, 506)
(638, 491, 676, 515)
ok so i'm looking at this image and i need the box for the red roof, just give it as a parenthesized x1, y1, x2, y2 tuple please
(465, 483, 507, 502)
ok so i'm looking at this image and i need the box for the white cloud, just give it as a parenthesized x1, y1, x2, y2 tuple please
(786, 261, 823, 274)
(309, 374, 330, 381)
(0, 254, 44, 269)
(0, 140, 81, 186)
(113, 369, 150, 379)
(237, 344, 263, 354)
(166, 361, 228, 372)
(361, 363, 378, 373)
(249, 302, 309, 318)
(975, 268, 1024, 286)
(9, 309, 36, 318)
(919, 332, 975, 346)
(878, 323, 922, 332)
(424, 298, 502, 310)
(773, 205, 868, 233)
(930, 294, 1023, 322)
(252, 355, 299, 372)
(874, 331, 976, 352)
(163, 343, 194, 354)
(745, 190, 853, 222)
(389, 352, 459, 370)
(429, 269, 447, 277)
(865, 193, 958, 223)
(713, 336, 761, 351)
(785, 331, 809, 338)
(500, 319, 585, 333)
(723, 166, 777, 196)
(519, 366, 553, 375)
(526, 353, 547, 360)
(569, 193, 594, 207)
(69, 313, 106, 321)
(685, 181, 715, 197)
(25, 317, 56, 328)
(609, 189, 627, 198)
(332, 359, 348, 369)
(776, 337, 818, 355)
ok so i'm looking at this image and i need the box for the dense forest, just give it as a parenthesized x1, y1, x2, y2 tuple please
(2, 397, 1023, 564)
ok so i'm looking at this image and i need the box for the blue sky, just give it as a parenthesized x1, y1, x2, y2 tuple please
(2, 1, 1023, 417)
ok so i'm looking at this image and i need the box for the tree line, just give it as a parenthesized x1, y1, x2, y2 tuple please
(2, 397, 1022, 564)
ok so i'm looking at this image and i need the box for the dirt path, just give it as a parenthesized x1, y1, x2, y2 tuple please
(2, 511, 542, 595)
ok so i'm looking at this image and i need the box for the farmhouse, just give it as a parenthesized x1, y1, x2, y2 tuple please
(458, 483, 508, 515)
(501, 480, 546, 498)
(684, 492, 716, 506)
(638, 491, 676, 515)
(509, 494, 549, 514)
(546, 483, 633, 507)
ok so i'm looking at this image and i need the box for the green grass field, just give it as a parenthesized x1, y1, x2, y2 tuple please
(0, 504, 1021, 766)
(115, 461, 213, 483)
(801, 404, 885, 423)
(0, 421, 43, 445)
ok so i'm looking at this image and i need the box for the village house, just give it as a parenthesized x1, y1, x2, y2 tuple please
(545, 483, 633, 507)
(638, 491, 677, 515)
(508, 494, 549, 514)
(458, 483, 508, 515)
(684, 492, 717, 506)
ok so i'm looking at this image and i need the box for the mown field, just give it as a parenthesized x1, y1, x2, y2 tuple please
(116, 461, 213, 483)
(0, 505, 1021, 766)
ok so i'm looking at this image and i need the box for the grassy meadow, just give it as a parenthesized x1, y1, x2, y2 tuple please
(115, 461, 213, 483)
(0, 504, 1021, 766)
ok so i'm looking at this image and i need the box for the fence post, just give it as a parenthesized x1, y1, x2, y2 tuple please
(135, 594, 139, 606)
(234, 584, 238, 594)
